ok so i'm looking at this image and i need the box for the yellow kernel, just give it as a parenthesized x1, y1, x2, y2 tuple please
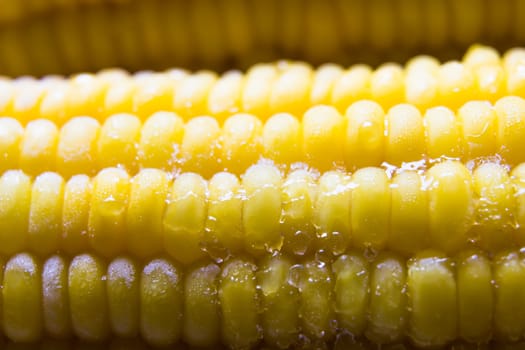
(20, 119, 58, 175)
(474, 64, 505, 101)
(344, 100, 385, 168)
(314, 170, 351, 255)
(0, 171, 31, 256)
(42, 255, 71, 339)
(183, 262, 221, 347)
(28, 172, 64, 256)
(458, 101, 498, 159)
(333, 254, 369, 336)
(61, 175, 91, 255)
(107, 257, 139, 338)
(262, 113, 302, 165)
(181, 116, 221, 178)
(495, 96, 525, 166)
(220, 259, 260, 348)
(423, 107, 462, 159)
(205, 172, 243, 258)
(463, 45, 501, 69)
(66, 74, 107, 121)
(57, 117, 100, 177)
(126, 169, 169, 258)
(88, 168, 130, 258)
(370, 63, 404, 109)
(331, 65, 372, 112)
(281, 170, 317, 256)
(351, 167, 390, 250)
(97, 113, 141, 173)
(472, 163, 516, 252)
(408, 253, 457, 347)
(389, 171, 428, 256)
(0, 117, 23, 173)
(207, 71, 244, 120)
(302, 105, 345, 171)
(3, 253, 42, 342)
(269, 63, 313, 116)
(438, 61, 476, 110)
(504, 60, 525, 96)
(137, 111, 184, 171)
(132, 75, 174, 119)
(241, 64, 278, 119)
(163, 173, 207, 265)
(309, 64, 344, 105)
(385, 104, 425, 165)
(243, 164, 282, 255)
(457, 251, 493, 343)
(404, 56, 439, 110)
(221, 113, 263, 173)
(512, 163, 525, 246)
(69, 254, 110, 341)
(104, 79, 136, 116)
(173, 71, 217, 118)
(257, 255, 299, 348)
(427, 161, 474, 254)
(140, 258, 183, 347)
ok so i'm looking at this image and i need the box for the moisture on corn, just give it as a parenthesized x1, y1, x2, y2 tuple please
(0, 160, 523, 262)
(1, 45, 525, 122)
(0, 0, 523, 76)
(2, 94, 525, 177)
(2, 251, 525, 348)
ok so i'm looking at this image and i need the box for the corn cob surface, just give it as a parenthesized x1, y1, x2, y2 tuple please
(0, 0, 524, 76)
(1, 251, 525, 348)
(1, 45, 525, 122)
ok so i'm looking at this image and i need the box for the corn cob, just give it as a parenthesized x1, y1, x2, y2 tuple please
(2, 94, 525, 177)
(0, 0, 523, 76)
(1, 45, 525, 121)
(0, 160, 523, 262)
(3, 250, 525, 348)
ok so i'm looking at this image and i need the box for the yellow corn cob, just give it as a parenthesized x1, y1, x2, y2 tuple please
(0, 160, 523, 262)
(3, 250, 525, 348)
(0, 0, 523, 75)
(3, 94, 525, 177)
(1, 45, 525, 121)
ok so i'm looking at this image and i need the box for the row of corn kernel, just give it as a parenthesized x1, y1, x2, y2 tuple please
(2, 45, 525, 123)
(0, 1, 524, 76)
(3, 95, 525, 178)
(2, 160, 525, 262)
(3, 250, 525, 348)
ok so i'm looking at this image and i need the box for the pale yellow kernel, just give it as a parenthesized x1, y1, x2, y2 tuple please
(163, 173, 207, 265)
(463, 45, 501, 69)
(88, 168, 130, 258)
(504, 60, 525, 96)
(333, 254, 369, 336)
(385, 104, 425, 165)
(132, 75, 175, 119)
(28, 172, 64, 256)
(281, 170, 317, 256)
(61, 175, 91, 255)
(207, 71, 244, 120)
(370, 63, 404, 109)
(97, 113, 141, 173)
(0, 117, 23, 172)
(241, 64, 278, 119)
(173, 71, 217, 118)
(309, 64, 343, 105)
(427, 161, 474, 254)
(389, 171, 428, 256)
(262, 113, 302, 165)
(438, 61, 476, 110)
(314, 170, 351, 255)
(141, 258, 183, 347)
(472, 163, 516, 252)
(20, 119, 58, 175)
(69, 254, 110, 341)
(66, 74, 107, 121)
(404, 57, 439, 111)
(243, 164, 282, 255)
(42, 255, 71, 339)
(344, 100, 385, 168)
(127, 169, 170, 258)
(458, 101, 498, 159)
(11, 79, 46, 124)
(512, 164, 525, 247)
(474, 64, 505, 101)
(137, 111, 184, 171)
(0, 171, 31, 256)
(181, 116, 221, 178)
(104, 79, 136, 116)
(205, 172, 243, 259)
(57, 117, 100, 177)
(351, 167, 390, 250)
(495, 96, 525, 165)
(423, 107, 462, 159)
(269, 63, 313, 116)
(331, 65, 372, 112)
(408, 253, 457, 347)
(3, 253, 43, 343)
(221, 113, 263, 173)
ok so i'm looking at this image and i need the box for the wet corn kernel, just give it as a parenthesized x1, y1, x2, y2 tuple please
(385, 104, 425, 166)
(262, 113, 302, 165)
(172, 71, 217, 118)
(423, 106, 461, 159)
(370, 64, 405, 110)
(512, 163, 525, 246)
(241, 64, 278, 119)
(0, 118, 23, 173)
(20, 119, 58, 175)
(269, 63, 313, 117)
(438, 62, 476, 111)
(207, 71, 244, 121)
(458, 101, 498, 159)
(495, 96, 525, 166)
(61, 175, 91, 256)
(42, 255, 71, 339)
(221, 113, 263, 173)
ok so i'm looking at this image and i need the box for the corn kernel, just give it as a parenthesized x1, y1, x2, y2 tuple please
(20, 119, 58, 175)
(42, 255, 71, 339)
(385, 104, 425, 165)
(61, 175, 91, 255)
